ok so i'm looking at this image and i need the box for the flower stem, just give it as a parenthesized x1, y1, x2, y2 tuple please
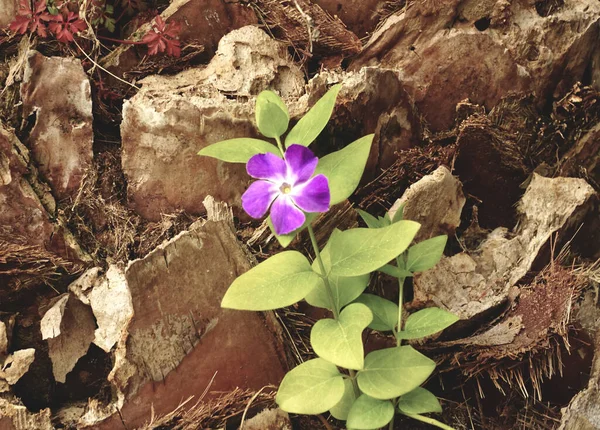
(97, 35, 145, 45)
(390, 256, 406, 430)
(396, 255, 406, 345)
(307, 225, 339, 319)
(307, 225, 360, 395)
(275, 136, 285, 157)
(402, 413, 456, 430)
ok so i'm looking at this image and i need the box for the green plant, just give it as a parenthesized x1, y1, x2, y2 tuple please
(198, 85, 458, 429)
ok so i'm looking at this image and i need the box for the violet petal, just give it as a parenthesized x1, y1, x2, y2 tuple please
(247, 152, 286, 181)
(285, 144, 318, 185)
(271, 195, 306, 235)
(242, 180, 278, 218)
(291, 174, 330, 213)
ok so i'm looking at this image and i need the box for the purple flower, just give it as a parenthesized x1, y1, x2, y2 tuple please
(242, 144, 330, 235)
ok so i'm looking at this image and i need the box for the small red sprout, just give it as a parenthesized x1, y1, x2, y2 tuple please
(141, 15, 181, 57)
(9, 0, 52, 37)
(48, 10, 87, 43)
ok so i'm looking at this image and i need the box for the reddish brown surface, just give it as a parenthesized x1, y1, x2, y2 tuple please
(95, 221, 287, 429)
(20, 51, 93, 200)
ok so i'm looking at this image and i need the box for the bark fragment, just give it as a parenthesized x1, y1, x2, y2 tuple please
(414, 174, 597, 320)
(388, 166, 466, 242)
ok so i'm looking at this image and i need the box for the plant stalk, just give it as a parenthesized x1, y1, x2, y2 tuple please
(275, 136, 285, 156)
(402, 413, 456, 430)
(307, 225, 339, 319)
(307, 225, 360, 396)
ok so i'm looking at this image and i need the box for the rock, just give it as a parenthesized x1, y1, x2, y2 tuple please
(0, 123, 54, 247)
(66, 267, 134, 354)
(414, 174, 597, 320)
(0, 0, 17, 29)
(121, 26, 304, 220)
(243, 408, 292, 430)
(559, 122, 600, 188)
(87, 267, 133, 353)
(101, 0, 257, 80)
(388, 166, 466, 242)
(351, 0, 600, 131)
(20, 50, 93, 201)
(0, 322, 7, 357)
(89, 199, 287, 428)
(172, 0, 257, 58)
(0, 398, 53, 430)
(454, 115, 528, 228)
(0, 348, 35, 385)
(559, 291, 600, 430)
(41, 294, 96, 383)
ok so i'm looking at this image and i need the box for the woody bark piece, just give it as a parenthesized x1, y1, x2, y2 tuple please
(454, 115, 528, 228)
(313, 0, 387, 38)
(251, 0, 362, 58)
(20, 51, 93, 200)
(351, 0, 600, 132)
(0, 398, 53, 430)
(559, 122, 600, 188)
(121, 26, 304, 221)
(0, 348, 35, 385)
(0, 0, 17, 29)
(101, 217, 286, 428)
(0, 123, 53, 248)
(414, 174, 597, 320)
(388, 166, 466, 242)
(40, 294, 96, 383)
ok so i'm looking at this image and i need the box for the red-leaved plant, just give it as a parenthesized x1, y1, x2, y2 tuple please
(9, 0, 86, 43)
(9, 0, 52, 37)
(141, 15, 181, 57)
(48, 10, 87, 42)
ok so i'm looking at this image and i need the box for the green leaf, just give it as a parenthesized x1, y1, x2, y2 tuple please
(353, 294, 399, 332)
(346, 394, 395, 429)
(357, 346, 436, 400)
(328, 220, 421, 277)
(397, 308, 459, 340)
(198, 138, 280, 163)
(315, 134, 373, 205)
(285, 84, 341, 147)
(276, 358, 345, 414)
(310, 303, 372, 370)
(329, 378, 357, 420)
(256, 91, 289, 139)
(104, 17, 116, 33)
(378, 264, 413, 278)
(406, 236, 447, 273)
(356, 209, 382, 229)
(268, 212, 317, 248)
(305, 230, 369, 311)
(221, 251, 321, 310)
(391, 202, 405, 223)
(398, 387, 442, 415)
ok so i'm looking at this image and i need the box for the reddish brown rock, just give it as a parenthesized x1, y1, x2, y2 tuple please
(101, 0, 257, 81)
(102, 213, 287, 428)
(313, 0, 387, 38)
(388, 166, 466, 242)
(173, 0, 257, 57)
(20, 51, 93, 201)
(0, 124, 53, 247)
(301, 67, 420, 173)
(121, 26, 304, 220)
(352, 0, 600, 131)
(0, 0, 17, 29)
(413, 174, 597, 320)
